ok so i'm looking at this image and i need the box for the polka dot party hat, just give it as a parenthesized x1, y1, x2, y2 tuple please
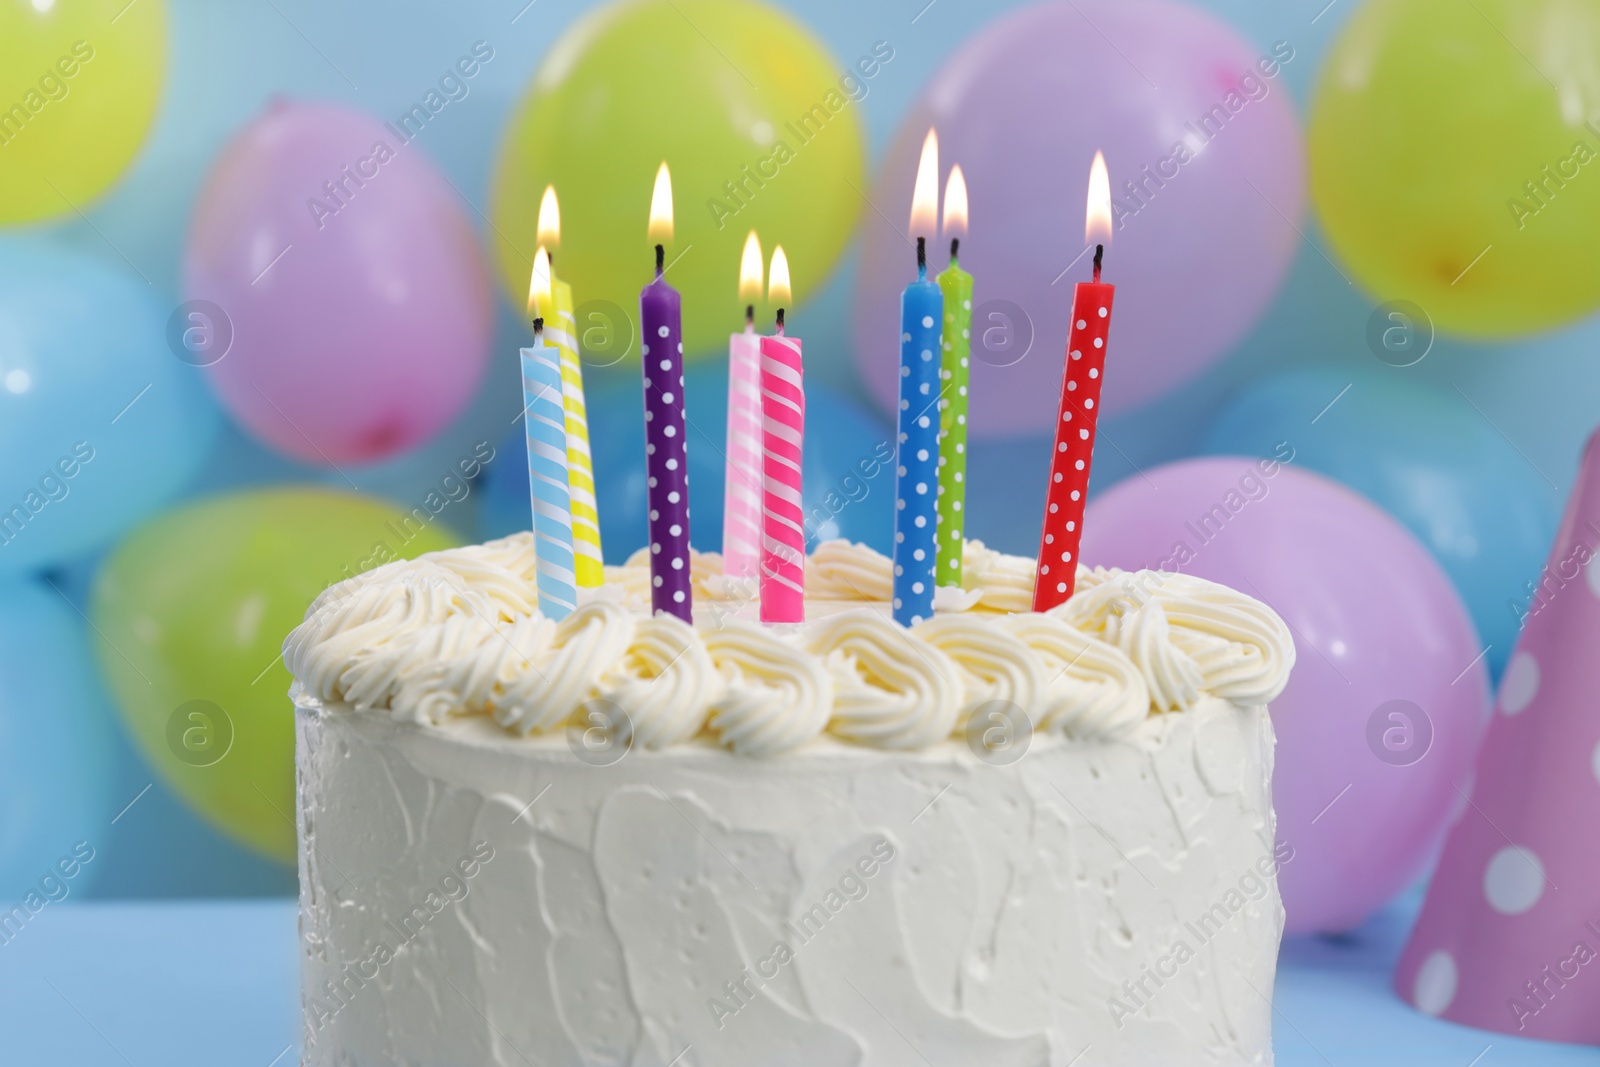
(1394, 430, 1600, 1045)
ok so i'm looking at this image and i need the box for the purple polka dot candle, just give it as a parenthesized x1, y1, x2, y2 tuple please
(641, 162, 692, 622)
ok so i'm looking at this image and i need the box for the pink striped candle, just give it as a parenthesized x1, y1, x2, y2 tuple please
(759, 247, 804, 623)
(722, 230, 765, 580)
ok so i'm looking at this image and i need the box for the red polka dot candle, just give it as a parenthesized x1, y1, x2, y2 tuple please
(1033, 152, 1115, 613)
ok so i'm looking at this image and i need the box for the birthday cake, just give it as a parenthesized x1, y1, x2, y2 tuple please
(286, 534, 1295, 1066)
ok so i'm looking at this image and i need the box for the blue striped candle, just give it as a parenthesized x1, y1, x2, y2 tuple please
(521, 321, 578, 620)
(893, 238, 944, 628)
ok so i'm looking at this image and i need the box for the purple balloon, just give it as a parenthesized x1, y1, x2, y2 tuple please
(855, 0, 1303, 435)
(186, 100, 492, 465)
(1081, 458, 1490, 935)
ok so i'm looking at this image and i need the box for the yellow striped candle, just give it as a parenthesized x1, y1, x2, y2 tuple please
(537, 186, 604, 586)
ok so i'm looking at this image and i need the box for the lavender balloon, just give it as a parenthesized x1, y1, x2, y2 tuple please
(186, 100, 492, 465)
(854, 0, 1303, 434)
(1082, 459, 1490, 935)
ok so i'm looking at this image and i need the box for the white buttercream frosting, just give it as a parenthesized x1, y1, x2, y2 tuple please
(1059, 569, 1296, 713)
(910, 613, 1046, 735)
(283, 534, 1294, 755)
(993, 612, 1151, 738)
(594, 612, 719, 750)
(702, 621, 833, 756)
(296, 698, 1286, 1067)
(807, 609, 964, 750)
(495, 601, 635, 736)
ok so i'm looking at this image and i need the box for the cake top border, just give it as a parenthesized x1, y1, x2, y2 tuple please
(283, 534, 1294, 756)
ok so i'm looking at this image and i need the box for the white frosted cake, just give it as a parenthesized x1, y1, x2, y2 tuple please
(286, 535, 1295, 1066)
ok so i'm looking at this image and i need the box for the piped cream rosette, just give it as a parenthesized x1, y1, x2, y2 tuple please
(285, 533, 1293, 757)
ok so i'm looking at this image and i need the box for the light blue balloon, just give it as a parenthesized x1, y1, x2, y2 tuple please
(483, 366, 895, 561)
(1203, 367, 1559, 679)
(0, 579, 118, 900)
(0, 238, 220, 576)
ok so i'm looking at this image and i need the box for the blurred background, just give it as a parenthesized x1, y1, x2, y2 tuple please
(1, 0, 1595, 992)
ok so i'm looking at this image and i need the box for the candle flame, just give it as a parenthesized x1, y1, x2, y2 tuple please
(739, 230, 763, 303)
(942, 164, 968, 239)
(648, 161, 674, 243)
(768, 245, 791, 307)
(909, 127, 939, 238)
(528, 247, 553, 316)
(1085, 151, 1112, 245)
(537, 185, 561, 249)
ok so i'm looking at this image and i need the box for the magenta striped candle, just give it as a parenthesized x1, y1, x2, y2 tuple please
(722, 324, 764, 579)
(759, 327, 805, 623)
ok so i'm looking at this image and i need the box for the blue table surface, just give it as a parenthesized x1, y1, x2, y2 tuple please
(1, 895, 1596, 1065)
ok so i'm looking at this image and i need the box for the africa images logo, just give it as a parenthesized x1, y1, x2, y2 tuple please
(302, 842, 495, 1040)
(0, 842, 96, 948)
(0, 40, 96, 148)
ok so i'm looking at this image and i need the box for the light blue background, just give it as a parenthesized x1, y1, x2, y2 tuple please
(3, 894, 1595, 1065)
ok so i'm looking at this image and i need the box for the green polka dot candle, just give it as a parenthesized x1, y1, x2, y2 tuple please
(935, 165, 972, 587)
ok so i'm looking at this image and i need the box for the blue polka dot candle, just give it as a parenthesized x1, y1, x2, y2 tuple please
(893, 129, 944, 628)
(640, 162, 693, 622)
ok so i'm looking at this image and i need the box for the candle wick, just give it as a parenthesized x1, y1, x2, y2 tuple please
(949, 237, 960, 263)
(775, 307, 786, 334)
(532, 316, 545, 344)
(745, 304, 755, 328)
(916, 235, 927, 280)
(655, 243, 665, 277)
(1092, 243, 1103, 283)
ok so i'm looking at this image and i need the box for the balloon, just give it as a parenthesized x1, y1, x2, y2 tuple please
(0, 238, 220, 576)
(185, 100, 492, 466)
(90, 488, 461, 862)
(0, 0, 166, 225)
(1081, 459, 1490, 934)
(490, 0, 865, 360)
(483, 367, 895, 560)
(1203, 367, 1558, 679)
(959, 434, 1052, 556)
(1310, 0, 1600, 338)
(854, 0, 1303, 434)
(0, 579, 118, 898)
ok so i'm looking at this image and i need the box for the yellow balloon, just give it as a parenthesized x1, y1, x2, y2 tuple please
(0, 0, 167, 225)
(491, 0, 866, 360)
(1310, 0, 1600, 338)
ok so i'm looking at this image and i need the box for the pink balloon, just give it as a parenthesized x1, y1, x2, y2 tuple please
(1081, 458, 1490, 935)
(186, 100, 492, 465)
(854, 0, 1303, 435)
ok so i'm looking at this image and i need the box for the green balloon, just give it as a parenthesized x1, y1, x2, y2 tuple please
(1310, 0, 1600, 338)
(91, 488, 460, 863)
(491, 0, 866, 359)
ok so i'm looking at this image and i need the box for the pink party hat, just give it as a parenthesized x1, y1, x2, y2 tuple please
(1394, 430, 1600, 1044)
